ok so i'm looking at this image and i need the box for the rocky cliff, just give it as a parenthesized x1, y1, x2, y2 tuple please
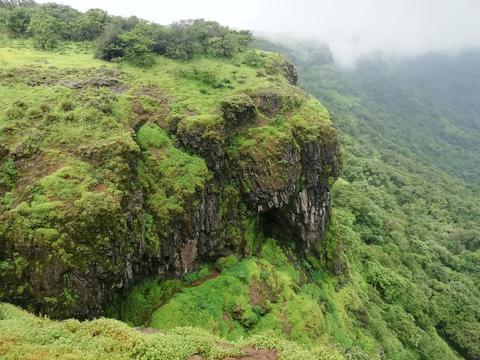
(0, 47, 340, 319)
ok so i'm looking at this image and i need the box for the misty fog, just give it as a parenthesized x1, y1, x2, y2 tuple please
(35, 0, 480, 65)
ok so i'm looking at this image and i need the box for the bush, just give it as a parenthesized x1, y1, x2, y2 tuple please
(220, 94, 257, 127)
(1, 5, 252, 65)
(214, 255, 238, 272)
(118, 24, 155, 66)
(37, 3, 80, 40)
(95, 20, 155, 66)
(243, 50, 265, 67)
(95, 16, 139, 61)
(165, 19, 252, 60)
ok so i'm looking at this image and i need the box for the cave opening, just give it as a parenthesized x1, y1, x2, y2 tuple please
(260, 208, 296, 249)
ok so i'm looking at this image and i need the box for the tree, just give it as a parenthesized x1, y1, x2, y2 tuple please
(74, 8, 109, 41)
(165, 20, 201, 60)
(145, 23, 169, 55)
(37, 3, 80, 40)
(208, 33, 239, 58)
(0, 0, 35, 9)
(0, 7, 9, 31)
(4, 6, 30, 37)
(95, 16, 139, 61)
(27, 12, 61, 49)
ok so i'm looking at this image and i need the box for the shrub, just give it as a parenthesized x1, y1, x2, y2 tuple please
(95, 16, 139, 61)
(37, 3, 80, 40)
(243, 50, 265, 67)
(214, 255, 238, 272)
(74, 8, 109, 41)
(118, 24, 155, 67)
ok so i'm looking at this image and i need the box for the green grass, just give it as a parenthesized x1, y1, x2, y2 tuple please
(0, 37, 336, 317)
(0, 302, 346, 360)
(147, 241, 340, 349)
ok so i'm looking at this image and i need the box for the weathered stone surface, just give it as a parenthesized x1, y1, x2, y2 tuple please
(237, 136, 340, 255)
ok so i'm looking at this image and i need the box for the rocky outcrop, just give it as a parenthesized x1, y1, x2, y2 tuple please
(263, 139, 341, 255)
(0, 55, 340, 319)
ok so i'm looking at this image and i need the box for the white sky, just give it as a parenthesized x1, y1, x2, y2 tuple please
(37, 0, 480, 65)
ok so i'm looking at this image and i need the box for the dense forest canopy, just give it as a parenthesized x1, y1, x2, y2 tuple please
(255, 38, 480, 359)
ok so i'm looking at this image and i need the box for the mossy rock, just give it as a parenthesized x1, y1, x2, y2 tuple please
(220, 93, 257, 129)
(253, 88, 304, 117)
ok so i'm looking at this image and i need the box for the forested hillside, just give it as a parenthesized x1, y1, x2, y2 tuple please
(0, 2, 479, 360)
(255, 38, 480, 359)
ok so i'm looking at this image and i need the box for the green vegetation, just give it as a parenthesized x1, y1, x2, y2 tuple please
(0, 302, 242, 360)
(0, 0, 334, 325)
(0, 1, 253, 65)
(110, 240, 369, 360)
(1, 2, 478, 360)
(137, 122, 212, 241)
(0, 241, 349, 360)
(254, 39, 480, 359)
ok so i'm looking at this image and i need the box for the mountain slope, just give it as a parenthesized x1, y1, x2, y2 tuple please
(0, 3, 479, 360)
(263, 41, 480, 359)
(0, 35, 339, 319)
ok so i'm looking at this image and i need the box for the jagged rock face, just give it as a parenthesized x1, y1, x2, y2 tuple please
(272, 139, 341, 255)
(265, 57, 299, 85)
(235, 135, 341, 256)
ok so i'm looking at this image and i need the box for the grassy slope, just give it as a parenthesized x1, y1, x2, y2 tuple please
(255, 38, 479, 359)
(0, 35, 334, 315)
(0, 301, 345, 360)
(0, 242, 348, 360)
(2, 36, 478, 360)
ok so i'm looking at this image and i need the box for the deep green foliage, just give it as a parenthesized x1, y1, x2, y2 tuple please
(94, 16, 140, 61)
(118, 23, 156, 66)
(96, 18, 253, 64)
(36, 3, 80, 40)
(3, 6, 30, 37)
(107, 279, 184, 326)
(164, 19, 252, 60)
(0, 3, 252, 62)
(270, 42, 480, 360)
(27, 12, 61, 49)
(0, 0, 35, 8)
(0, 2, 109, 46)
(1, 2, 478, 359)
(74, 8, 109, 41)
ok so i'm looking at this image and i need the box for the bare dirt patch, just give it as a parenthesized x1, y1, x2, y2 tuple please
(224, 347, 278, 360)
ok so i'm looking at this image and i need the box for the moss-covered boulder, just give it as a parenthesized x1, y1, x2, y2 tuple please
(221, 93, 257, 129)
